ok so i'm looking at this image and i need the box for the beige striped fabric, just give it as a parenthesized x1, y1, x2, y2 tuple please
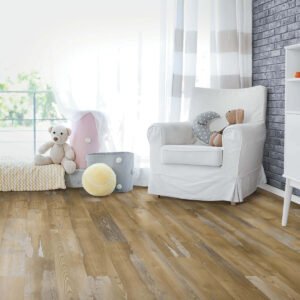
(170, 0, 198, 121)
(0, 158, 66, 191)
(211, 0, 252, 88)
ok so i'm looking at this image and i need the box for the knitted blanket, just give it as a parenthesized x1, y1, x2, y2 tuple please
(0, 157, 66, 191)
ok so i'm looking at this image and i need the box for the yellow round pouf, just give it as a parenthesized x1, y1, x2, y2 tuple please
(82, 163, 116, 196)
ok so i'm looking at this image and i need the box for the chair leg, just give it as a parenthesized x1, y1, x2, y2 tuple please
(282, 179, 292, 226)
(158, 195, 161, 198)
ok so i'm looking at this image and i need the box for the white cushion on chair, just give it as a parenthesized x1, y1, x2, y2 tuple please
(161, 145, 223, 167)
(189, 86, 267, 132)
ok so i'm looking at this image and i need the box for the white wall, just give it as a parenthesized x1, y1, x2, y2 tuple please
(0, 0, 161, 83)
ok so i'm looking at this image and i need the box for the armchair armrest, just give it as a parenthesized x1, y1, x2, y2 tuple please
(147, 122, 195, 146)
(147, 122, 195, 173)
(222, 123, 266, 176)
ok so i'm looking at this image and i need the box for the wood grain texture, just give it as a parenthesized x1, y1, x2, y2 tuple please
(0, 188, 299, 299)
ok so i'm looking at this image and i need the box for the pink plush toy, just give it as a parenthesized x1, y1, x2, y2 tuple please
(70, 111, 110, 168)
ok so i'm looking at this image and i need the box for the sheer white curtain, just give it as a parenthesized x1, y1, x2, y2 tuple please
(46, 0, 177, 185)
(210, 0, 252, 88)
(0, 0, 177, 184)
(169, 0, 199, 122)
(0, 0, 211, 185)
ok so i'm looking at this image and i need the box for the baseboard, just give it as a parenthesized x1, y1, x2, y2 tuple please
(259, 183, 300, 205)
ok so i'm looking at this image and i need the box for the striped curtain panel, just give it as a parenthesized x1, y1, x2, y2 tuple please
(170, 0, 198, 121)
(211, 0, 252, 89)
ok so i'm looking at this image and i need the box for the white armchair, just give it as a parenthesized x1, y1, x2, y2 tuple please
(147, 86, 267, 203)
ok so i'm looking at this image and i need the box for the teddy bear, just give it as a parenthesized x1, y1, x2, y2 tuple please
(209, 109, 244, 147)
(34, 125, 76, 174)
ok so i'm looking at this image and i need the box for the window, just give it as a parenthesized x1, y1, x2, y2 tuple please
(0, 0, 165, 162)
(0, 73, 64, 159)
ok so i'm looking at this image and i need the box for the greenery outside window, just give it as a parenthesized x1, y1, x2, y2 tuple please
(0, 72, 65, 160)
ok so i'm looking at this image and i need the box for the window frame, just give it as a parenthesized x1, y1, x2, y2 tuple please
(0, 90, 66, 157)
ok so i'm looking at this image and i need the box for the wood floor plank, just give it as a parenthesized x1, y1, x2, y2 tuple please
(103, 195, 206, 299)
(246, 275, 300, 300)
(106, 192, 213, 299)
(0, 276, 24, 300)
(124, 188, 300, 299)
(0, 187, 299, 299)
(144, 198, 269, 299)
(24, 192, 58, 300)
(48, 191, 96, 299)
(191, 202, 300, 294)
(0, 192, 28, 299)
(107, 193, 242, 299)
(66, 190, 126, 299)
(108, 243, 156, 300)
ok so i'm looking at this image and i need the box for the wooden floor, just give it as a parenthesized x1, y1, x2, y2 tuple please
(0, 188, 299, 299)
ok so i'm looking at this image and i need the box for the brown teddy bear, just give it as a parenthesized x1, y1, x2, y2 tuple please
(209, 109, 244, 147)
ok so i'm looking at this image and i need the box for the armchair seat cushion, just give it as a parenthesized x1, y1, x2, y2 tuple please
(161, 145, 223, 167)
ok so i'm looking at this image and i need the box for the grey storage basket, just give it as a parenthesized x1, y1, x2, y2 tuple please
(86, 152, 134, 193)
(65, 169, 85, 188)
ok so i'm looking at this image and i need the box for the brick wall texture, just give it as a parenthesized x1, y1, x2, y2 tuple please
(252, 0, 300, 191)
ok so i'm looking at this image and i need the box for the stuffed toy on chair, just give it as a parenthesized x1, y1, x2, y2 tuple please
(193, 109, 244, 147)
(209, 109, 244, 147)
(34, 125, 76, 174)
